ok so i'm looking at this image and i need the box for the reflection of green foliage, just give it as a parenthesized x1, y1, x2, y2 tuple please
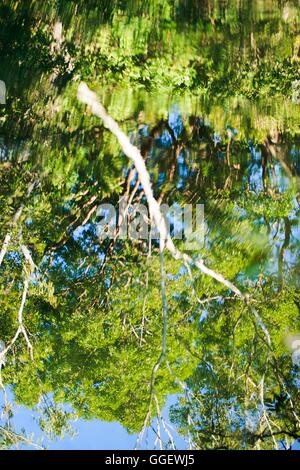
(1, 0, 300, 128)
(240, 191, 295, 220)
(170, 284, 300, 449)
(38, 403, 76, 441)
(0, 0, 300, 450)
(1, 254, 199, 433)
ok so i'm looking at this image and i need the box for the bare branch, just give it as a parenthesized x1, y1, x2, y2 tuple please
(77, 83, 243, 297)
(0, 180, 36, 267)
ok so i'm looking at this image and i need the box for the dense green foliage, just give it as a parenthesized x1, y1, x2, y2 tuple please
(0, 0, 299, 450)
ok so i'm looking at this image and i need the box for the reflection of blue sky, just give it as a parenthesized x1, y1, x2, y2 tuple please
(168, 106, 183, 140)
(2, 388, 298, 449)
(0, 390, 136, 449)
(0, 391, 186, 450)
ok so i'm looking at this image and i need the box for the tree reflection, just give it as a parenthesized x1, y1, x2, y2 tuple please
(0, 0, 299, 450)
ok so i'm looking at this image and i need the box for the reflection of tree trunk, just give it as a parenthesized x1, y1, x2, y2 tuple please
(261, 133, 295, 193)
(157, 145, 181, 205)
(156, 120, 181, 204)
(264, 135, 294, 179)
(261, 143, 268, 192)
(269, 155, 278, 192)
(278, 217, 291, 286)
(226, 139, 231, 167)
(224, 170, 232, 190)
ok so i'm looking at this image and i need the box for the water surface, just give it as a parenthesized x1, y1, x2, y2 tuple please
(0, 0, 300, 450)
